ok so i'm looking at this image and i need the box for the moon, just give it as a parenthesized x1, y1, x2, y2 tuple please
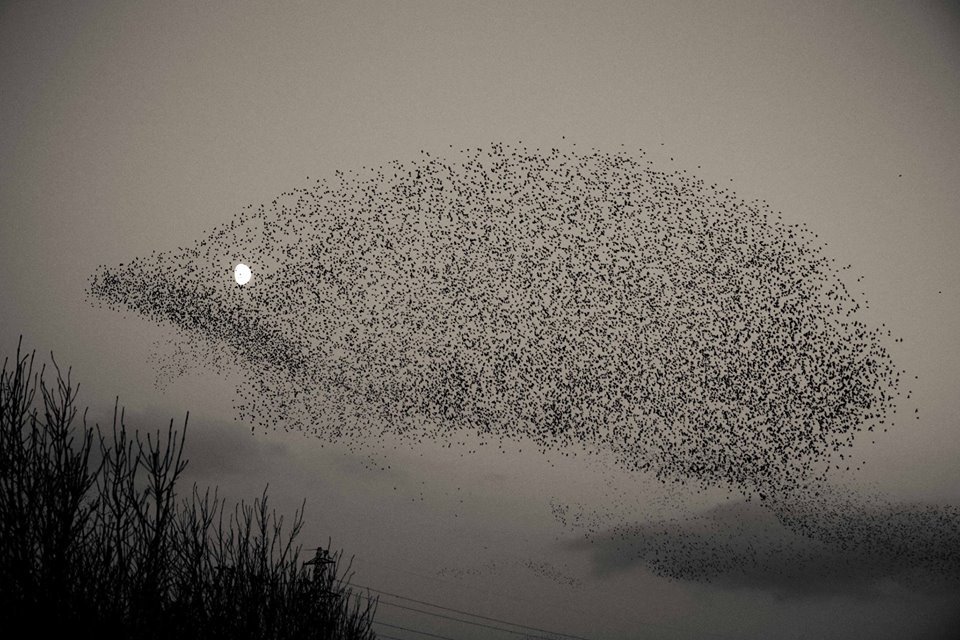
(234, 263, 252, 286)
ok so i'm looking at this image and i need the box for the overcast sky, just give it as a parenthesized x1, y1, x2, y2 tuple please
(2, 2, 960, 638)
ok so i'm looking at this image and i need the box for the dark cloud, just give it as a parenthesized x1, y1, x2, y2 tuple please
(573, 496, 960, 599)
(177, 414, 290, 481)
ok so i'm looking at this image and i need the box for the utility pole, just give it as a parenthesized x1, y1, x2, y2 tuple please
(304, 547, 338, 601)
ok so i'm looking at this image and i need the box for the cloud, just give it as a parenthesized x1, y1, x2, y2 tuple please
(87, 404, 291, 482)
(572, 496, 960, 598)
(178, 414, 290, 480)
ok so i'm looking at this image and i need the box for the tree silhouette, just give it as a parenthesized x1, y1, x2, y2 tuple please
(0, 337, 378, 639)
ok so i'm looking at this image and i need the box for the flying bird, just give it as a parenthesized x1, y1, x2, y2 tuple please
(86, 142, 903, 499)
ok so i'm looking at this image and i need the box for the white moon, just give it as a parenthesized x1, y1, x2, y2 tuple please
(234, 263, 252, 285)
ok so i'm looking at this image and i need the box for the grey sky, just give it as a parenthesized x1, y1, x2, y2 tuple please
(3, 1, 960, 638)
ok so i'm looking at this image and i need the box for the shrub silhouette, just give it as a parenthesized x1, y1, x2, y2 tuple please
(0, 337, 378, 639)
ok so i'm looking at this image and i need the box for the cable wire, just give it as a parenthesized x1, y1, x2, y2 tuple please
(359, 593, 563, 640)
(374, 620, 461, 640)
(353, 582, 590, 640)
(354, 556, 740, 640)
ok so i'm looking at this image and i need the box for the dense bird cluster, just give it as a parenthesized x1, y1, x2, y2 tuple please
(771, 484, 960, 582)
(87, 142, 904, 500)
(582, 487, 960, 590)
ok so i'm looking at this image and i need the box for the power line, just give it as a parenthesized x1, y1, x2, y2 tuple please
(374, 620, 461, 640)
(354, 556, 740, 640)
(353, 583, 590, 640)
(359, 593, 563, 640)
(356, 555, 601, 623)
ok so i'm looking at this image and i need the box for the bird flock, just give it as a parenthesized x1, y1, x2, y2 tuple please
(578, 483, 960, 591)
(85, 141, 960, 588)
(88, 142, 904, 499)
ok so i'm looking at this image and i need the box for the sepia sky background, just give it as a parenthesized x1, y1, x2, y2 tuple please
(2, 1, 960, 638)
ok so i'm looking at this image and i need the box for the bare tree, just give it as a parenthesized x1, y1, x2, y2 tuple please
(0, 337, 378, 639)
